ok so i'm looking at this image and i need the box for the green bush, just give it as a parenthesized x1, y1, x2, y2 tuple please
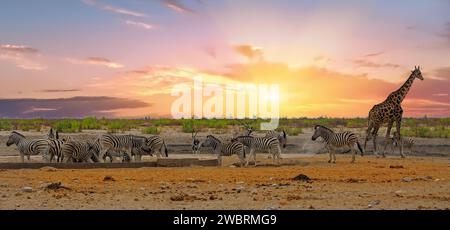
(54, 119, 82, 133)
(107, 120, 128, 133)
(142, 127, 160, 135)
(81, 117, 101, 130)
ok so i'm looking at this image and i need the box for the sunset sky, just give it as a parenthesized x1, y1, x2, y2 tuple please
(1, 0, 450, 118)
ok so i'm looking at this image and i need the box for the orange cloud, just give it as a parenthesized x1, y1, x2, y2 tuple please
(0, 44, 46, 70)
(233, 45, 264, 61)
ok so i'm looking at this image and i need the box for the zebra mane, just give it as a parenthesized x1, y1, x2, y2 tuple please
(207, 135, 221, 143)
(235, 135, 254, 139)
(11, 131, 25, 138)
(314, 125, 334, 133)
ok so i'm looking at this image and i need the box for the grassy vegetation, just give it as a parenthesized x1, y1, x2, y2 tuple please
(0, 117, 448, 138)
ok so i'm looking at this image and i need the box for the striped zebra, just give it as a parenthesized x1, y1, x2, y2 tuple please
(141, 135, 168, 160)
(265, 130, 287, 148)
(61, 140, 94, 163)
(231, 135, 281, 166)
(392, 132, 414, 156)
(200, 135, 245, 166)
(97, 134, 150, 163)
(311, 125, 364, 163)
(87, 139, 137, 163)
(45, 137, 66, 163)
(6, 131, 49, 162)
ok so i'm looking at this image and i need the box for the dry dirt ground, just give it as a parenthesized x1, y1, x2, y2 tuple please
(0, 155, 449, 210)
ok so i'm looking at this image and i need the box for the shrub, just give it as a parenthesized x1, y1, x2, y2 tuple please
(142, 127, 160, 135)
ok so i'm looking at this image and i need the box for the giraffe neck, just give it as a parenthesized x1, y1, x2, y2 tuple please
(390, 73, 416, 104)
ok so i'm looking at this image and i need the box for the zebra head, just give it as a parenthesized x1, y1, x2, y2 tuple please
(46, 128, 55, 139)
(201, 135, 219, 149)
(312, 125, 331, 141)
(6, 131, 24, 146)
(192, 130, 200, 151)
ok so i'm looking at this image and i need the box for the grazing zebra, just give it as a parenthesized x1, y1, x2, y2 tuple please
(97, 134, 150, 163)
(140, 135, 168, 160)
(191, 130, 200, 154)
(392, 132, 414, 156)
(6, 131, 49, 162)
(61, 140, 94, 163)
(311, 125, 363, 163)
(231, 135, 281, 166)
(88, 138, 144, 162)
(200, 135, 245, 166)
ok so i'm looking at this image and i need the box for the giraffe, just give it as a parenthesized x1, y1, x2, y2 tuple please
(364, 66, 424, 158)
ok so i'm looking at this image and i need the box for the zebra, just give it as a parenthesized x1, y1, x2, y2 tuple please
(311, 125, 364, 163)
(6, 131, 49, 162)
(265, 130, 287, 148)
(140, 135, 168, 160)
(97, 134, 150, 163)
(191, 130, 200, 154)
(61, 140, 94, 163)
(392, 131, 414, 156)
(231, 135, 281, 166)
(264, 130, 287, 159)
(200, 135, 245, 166)
(87, 139, 135, 163)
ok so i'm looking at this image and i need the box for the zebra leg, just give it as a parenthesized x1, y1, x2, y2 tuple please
(327, 146, 332, 163)
(350, 144, 356, 163)
(19, 153, 25, 163)
(253, 149, 258, 166)
(27, 154, 31, 161)
(98, 149, 107, 163)
(245, 149, 254, 167)
(332, 150, 337, 163)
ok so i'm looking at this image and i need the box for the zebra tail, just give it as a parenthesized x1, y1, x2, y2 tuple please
(357, 141, 364, 156)
(163, 141, 168, 157)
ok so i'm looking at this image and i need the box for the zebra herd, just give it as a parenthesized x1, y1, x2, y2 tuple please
(6, 129, 168, 163)
(5, 124, 413, 165)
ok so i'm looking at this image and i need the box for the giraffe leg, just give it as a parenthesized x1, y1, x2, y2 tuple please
(364, 124, 373, 151)
(395, 119, 405, 158)
(382, 121, 393, 158)
(372, 126, 380, 157)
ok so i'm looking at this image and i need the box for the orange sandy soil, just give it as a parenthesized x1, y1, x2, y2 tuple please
(0, 155, 449, 210)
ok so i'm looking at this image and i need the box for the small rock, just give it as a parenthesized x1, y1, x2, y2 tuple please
(209, 195, 218, 200)
(134, 198, 139, 201)
(308, 205, 315, 210)
(170, 195, 185, 201)
(251, 189, 258, 194)
(368, 200, 381, 208)
(389, 165, 404, 169)
(103, 175, 115, 181)
(21, 186, 33, 193)
(187, 184, 198, 189)
(264, 205, 278, 210)
(394, 190, 405, 197)
(402, 177, 413, 182)
(2, 194, 7, 198)
(235, 186, 245, 192)
(293, 174, 311, 182)
(40, 166, 57, 172)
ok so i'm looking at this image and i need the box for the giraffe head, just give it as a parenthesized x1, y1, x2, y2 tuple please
(411, 66, 424, 81)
